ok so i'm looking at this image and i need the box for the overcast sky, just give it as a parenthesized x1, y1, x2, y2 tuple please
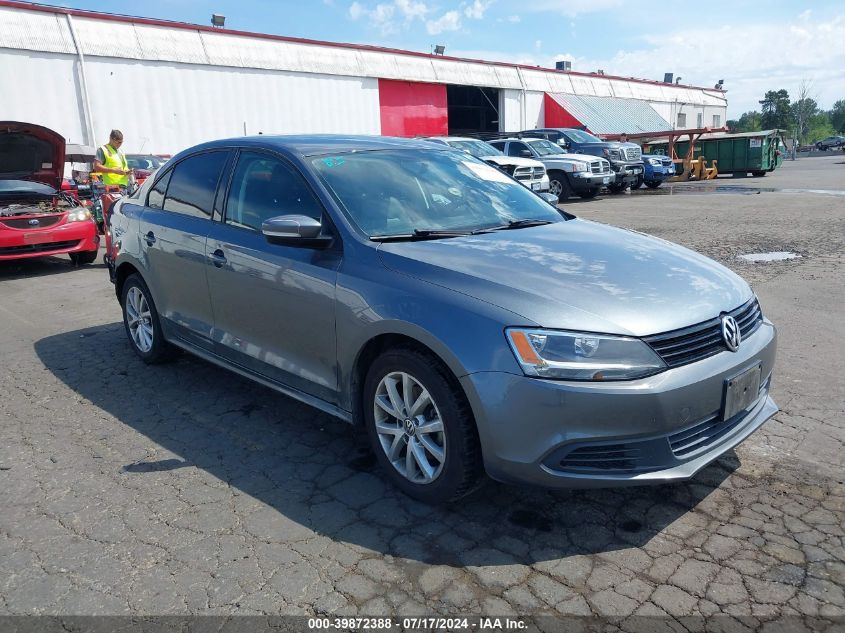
(46, 0, 845, 116)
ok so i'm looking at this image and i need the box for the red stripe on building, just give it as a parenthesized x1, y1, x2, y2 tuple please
(543, 93, 584, 130)
(378, 79, 448, 138)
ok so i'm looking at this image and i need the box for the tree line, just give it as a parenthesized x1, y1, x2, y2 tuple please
(727, 86, 844, 145)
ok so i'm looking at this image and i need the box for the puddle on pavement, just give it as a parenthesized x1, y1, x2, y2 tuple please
(738, 252, 802, 263)
(637, 185, 845, 196)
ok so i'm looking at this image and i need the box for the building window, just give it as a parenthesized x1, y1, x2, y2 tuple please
(697, 113, 703, 128)
(677, 113, 687, 128)
(712, 114, 721, 127)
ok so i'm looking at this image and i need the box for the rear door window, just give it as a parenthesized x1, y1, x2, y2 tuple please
(162, 152, 228, 218)
(225, 151, 323, 231)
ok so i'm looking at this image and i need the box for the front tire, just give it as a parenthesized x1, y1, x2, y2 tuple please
(363, 348, 483, 504)
(70, 250, 98, 266)
(645, 180, 662, 189)
(547, 171, 572, 200)
(121, 274, 178, 364)
(578, 189, 599, 199)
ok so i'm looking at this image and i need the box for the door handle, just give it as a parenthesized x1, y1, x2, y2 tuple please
(144, 231, 156, 246)
(209, 249, 227, 268)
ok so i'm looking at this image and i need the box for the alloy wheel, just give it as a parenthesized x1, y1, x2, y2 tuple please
(549, 179, 563, 196)
(126, 286, 154, 353)
(373, 371, 446, 484)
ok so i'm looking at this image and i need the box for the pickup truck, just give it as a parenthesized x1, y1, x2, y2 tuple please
(488, 137, 612, 200)
(524, 128, 644, 192)
(640, 154, 676, 188)
(425, 136, 550, 193)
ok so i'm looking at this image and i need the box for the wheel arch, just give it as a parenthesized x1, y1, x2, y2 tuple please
(349, 329, 472, 429)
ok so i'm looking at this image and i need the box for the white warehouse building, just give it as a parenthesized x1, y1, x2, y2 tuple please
(0, 0, 728, 155)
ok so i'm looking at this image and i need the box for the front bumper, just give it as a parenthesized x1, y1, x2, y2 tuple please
(0, 221, 100, 261)
(644, 165, 675, 183)
(461, 320, 777, 489)
(611, 163, 644, 184)
(571, 172, 612, 192)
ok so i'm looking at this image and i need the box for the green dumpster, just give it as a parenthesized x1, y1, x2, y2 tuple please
(647, 129, 786, 176)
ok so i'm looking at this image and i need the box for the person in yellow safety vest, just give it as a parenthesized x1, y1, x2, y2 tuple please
(93, 129, 130, 187)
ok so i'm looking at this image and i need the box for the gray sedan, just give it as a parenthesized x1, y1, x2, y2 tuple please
(108, 135, 777, 504)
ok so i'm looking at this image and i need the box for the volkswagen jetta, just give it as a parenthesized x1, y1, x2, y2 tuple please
(108, 135, 777, 503)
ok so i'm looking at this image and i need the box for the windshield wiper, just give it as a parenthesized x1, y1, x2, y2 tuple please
(371, 229, 472, 242)
(475, 219, 554, 233)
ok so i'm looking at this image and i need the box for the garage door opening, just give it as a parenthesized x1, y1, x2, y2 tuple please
(447, 85, 499, 136)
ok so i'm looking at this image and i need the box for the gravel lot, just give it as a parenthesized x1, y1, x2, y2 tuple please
(0, 156, 843, 624)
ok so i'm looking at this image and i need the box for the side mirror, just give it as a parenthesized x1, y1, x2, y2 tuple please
(520, 149, 533, 157)
(261, 214, 331, 248)
(538, 192, 559, 206)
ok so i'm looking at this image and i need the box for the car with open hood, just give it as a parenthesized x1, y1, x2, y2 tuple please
(108, 135, 777, 504)
(0, 122, 99, 264)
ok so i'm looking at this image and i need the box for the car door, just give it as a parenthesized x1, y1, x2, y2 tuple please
(139, 150, 230, 350)
(205, 149, 342, 404)
(506, 141, 534, 159)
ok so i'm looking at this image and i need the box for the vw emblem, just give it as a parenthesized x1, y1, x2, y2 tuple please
(28, 219, 39, 226)
(403, 418, 416, 436)
(721, 315, 741, 352)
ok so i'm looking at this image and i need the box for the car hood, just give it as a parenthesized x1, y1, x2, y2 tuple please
(482, 155, 544, 168)
(0, 121, 66, 189)
(376, 219, 752, 336)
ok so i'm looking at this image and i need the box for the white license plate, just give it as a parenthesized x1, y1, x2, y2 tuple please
(531, 182, 542, 191)
(23, 232, 52, 245)
(722, 363, 762, 421)
(602, 176, 610, 184)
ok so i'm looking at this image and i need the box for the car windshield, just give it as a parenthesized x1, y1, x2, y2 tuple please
(563, 129, 602, 143)
(127, 156, 163, 170)
(527, 140, 566, 156)
(447, 140, 504, 157)
(311, 149, 562, 237)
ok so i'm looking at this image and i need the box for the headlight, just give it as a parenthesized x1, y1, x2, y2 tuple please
(506, 328, 666, 381)
(67, 208, 93, 223)
(648, 157, 662, 165)
(571, 163, 587, 173)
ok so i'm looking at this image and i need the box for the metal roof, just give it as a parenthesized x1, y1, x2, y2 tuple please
(0, 0, 728, 105)
(647, 129, 786, 145)
(546, 93, 672, 135)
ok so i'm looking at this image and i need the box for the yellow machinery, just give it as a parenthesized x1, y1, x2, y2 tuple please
(608, 127, 725, 182)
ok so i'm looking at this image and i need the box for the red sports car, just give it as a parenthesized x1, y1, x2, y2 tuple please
(1, 122, 100, 264)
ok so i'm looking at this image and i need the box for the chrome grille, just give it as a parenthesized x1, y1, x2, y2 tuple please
(532, 166, 545, 179)
(513, 167, 532, 181)
(643, 298, 764, 368)
(1, 214, 62, 229)
(590, 160, 610, 174)
(624, 147, 642, 161)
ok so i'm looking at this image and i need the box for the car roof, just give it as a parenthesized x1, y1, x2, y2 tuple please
(427, 136, 488, 142)
(182, 134, 441, 158)
(491, 137, 545, 143)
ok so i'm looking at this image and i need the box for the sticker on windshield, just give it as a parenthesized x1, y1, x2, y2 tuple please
(462, 161, 513, 184)
(321, 157, 346, 167)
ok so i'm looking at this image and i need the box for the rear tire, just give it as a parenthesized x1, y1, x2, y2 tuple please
(363, 347, 483, 504)
(121, 274, 178, 364)
(547, 171, 572, 200)
(70, 250, 98, 266)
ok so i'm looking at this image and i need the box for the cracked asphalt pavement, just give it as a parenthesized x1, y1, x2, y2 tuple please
(0, 156, 843, 622)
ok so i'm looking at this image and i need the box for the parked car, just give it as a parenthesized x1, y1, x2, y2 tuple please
(425, 136, 549, 193)
(640, 154, 676, 188)
(488, 137, 611, 200)
(109, 135, 778, 504)
(525, 128, 644, 191)
(126, 154, 167, 181)
(0, 122, 100, 264)
(815, 136, 845, 151)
